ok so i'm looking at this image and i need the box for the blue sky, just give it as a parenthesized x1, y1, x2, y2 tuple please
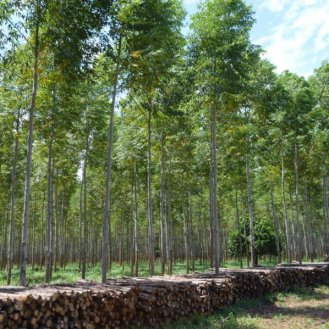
(182, 0, 329, 77)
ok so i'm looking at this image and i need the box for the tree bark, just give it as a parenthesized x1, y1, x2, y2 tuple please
(270, 188, 281, 263)
(20, 7, 39, 286)
(147, 103, 155, 275)
(281, 157, 291, 263)
(160, 134, 166, 275)
(82, 135, 89, 279)
(7, 116, 19, 285)
(45, 122, 54, 283)
(210, 100, 220, 274)
(294, 135, 302, 264)
(102, 35, 122, 284)
(246, 156, 256, 267)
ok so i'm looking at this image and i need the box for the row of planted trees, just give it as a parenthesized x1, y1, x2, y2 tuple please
(0, 0, 329, 287)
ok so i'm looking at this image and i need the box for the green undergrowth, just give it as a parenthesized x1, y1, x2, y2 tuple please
(0, 258, 321, 286)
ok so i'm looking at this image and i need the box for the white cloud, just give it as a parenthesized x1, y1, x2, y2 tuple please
(254, 0, 329, 76)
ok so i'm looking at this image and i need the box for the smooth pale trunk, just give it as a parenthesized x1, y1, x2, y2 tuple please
(294, 137, 302, 264)
(82, 135, 89, 279)
(7, 118, 19, 285)
(166, 151, 173, 275)
(270, 189, 281, 263)
(45, 123, 54, 283)
(147, 105, 155, 275)
(159, 136, 166, 275)
(102, 37, 122, 284)
(235, 190, 243, 269)
(303, 180, 314, 261)
(246, 157, 256, 267)
(20, 13, 39, 286)
(281, 157, 291, 264)
(210, 101, 220, 274)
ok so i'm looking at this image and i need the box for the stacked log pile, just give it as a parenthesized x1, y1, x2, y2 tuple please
(0, 264, 328, 329)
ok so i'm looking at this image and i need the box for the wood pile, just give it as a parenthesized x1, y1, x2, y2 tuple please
(0, 264, 328, 329)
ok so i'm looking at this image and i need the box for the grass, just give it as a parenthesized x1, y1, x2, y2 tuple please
(158, 285, 329, 329)
(0, 257, 283, 286)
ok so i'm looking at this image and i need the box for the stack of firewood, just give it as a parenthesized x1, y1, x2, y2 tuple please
(0, 264, 328, 329)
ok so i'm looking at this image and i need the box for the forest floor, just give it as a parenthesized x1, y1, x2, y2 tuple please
(160, 285, 329, 329)
(0, 259, 279, 286)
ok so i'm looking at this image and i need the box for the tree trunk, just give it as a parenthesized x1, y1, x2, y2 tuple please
(82, 135, 89, 279)
(20, 11, 39, 286)
(147, 103, 155, 275)
(160, 134, 166, 275)
(102, 35, 122, 284)
(270, 188, 281, 263)
(45, 122, 54, 283)
(235, 190, 243, 269)
(210, 100, 220, 274)
(166, 150, 173, 275)
(246, 157, 257, 267)
(133, 164, 139, 277)
(281, 157, 291, 263)
(294, 135, 302, 264)
(7, 117, 19, 285)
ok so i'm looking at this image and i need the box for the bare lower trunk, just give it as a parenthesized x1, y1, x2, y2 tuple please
(102, 36, 122, 284)
(210, 101, 220, 274)
(281, 157, 291, 264)
(7, 118, 19, 285)
(20, 12, 39, 286)
(160, 135, 166, 275)
(147, 105, 155, 275)
(166, 151, 173, 275)
(270, 189, 281, 263)
(294, 136, 302, 264)
(235, 190, 243, 269)
(246, 157, 256, 267)
(133, 164, 139, 277)
(82, 136, 89, 279)
(45, 123, 54, 283)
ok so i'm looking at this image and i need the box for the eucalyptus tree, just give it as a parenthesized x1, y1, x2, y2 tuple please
(123, 0, 184, 275)
(190, 0, 258, 271)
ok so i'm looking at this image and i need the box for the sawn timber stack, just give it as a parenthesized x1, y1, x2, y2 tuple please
(0, 264, 328, 329)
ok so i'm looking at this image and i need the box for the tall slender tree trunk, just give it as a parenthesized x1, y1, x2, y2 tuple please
(303, 179, 314, 261)
(160, 135, 166, 275)
(7, 117, 19, 285)
(20, 11, 39, 286)
(147, 103, 155, 275)
(82, 135, 89, 279)
(281, 157, 291, 263)
(294, 135, 302, 264)
(246, 156, 256, 267)
(210, 100, 220, 274)
(240, 192, 249, 267)
(235, 190, 243, 269)
(270, 188, 281, 263)
(102, 36, 122, 284)
(166, 150, 173, 275)
(133, 164, 139, 277)
(45, 122, 54, 283)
